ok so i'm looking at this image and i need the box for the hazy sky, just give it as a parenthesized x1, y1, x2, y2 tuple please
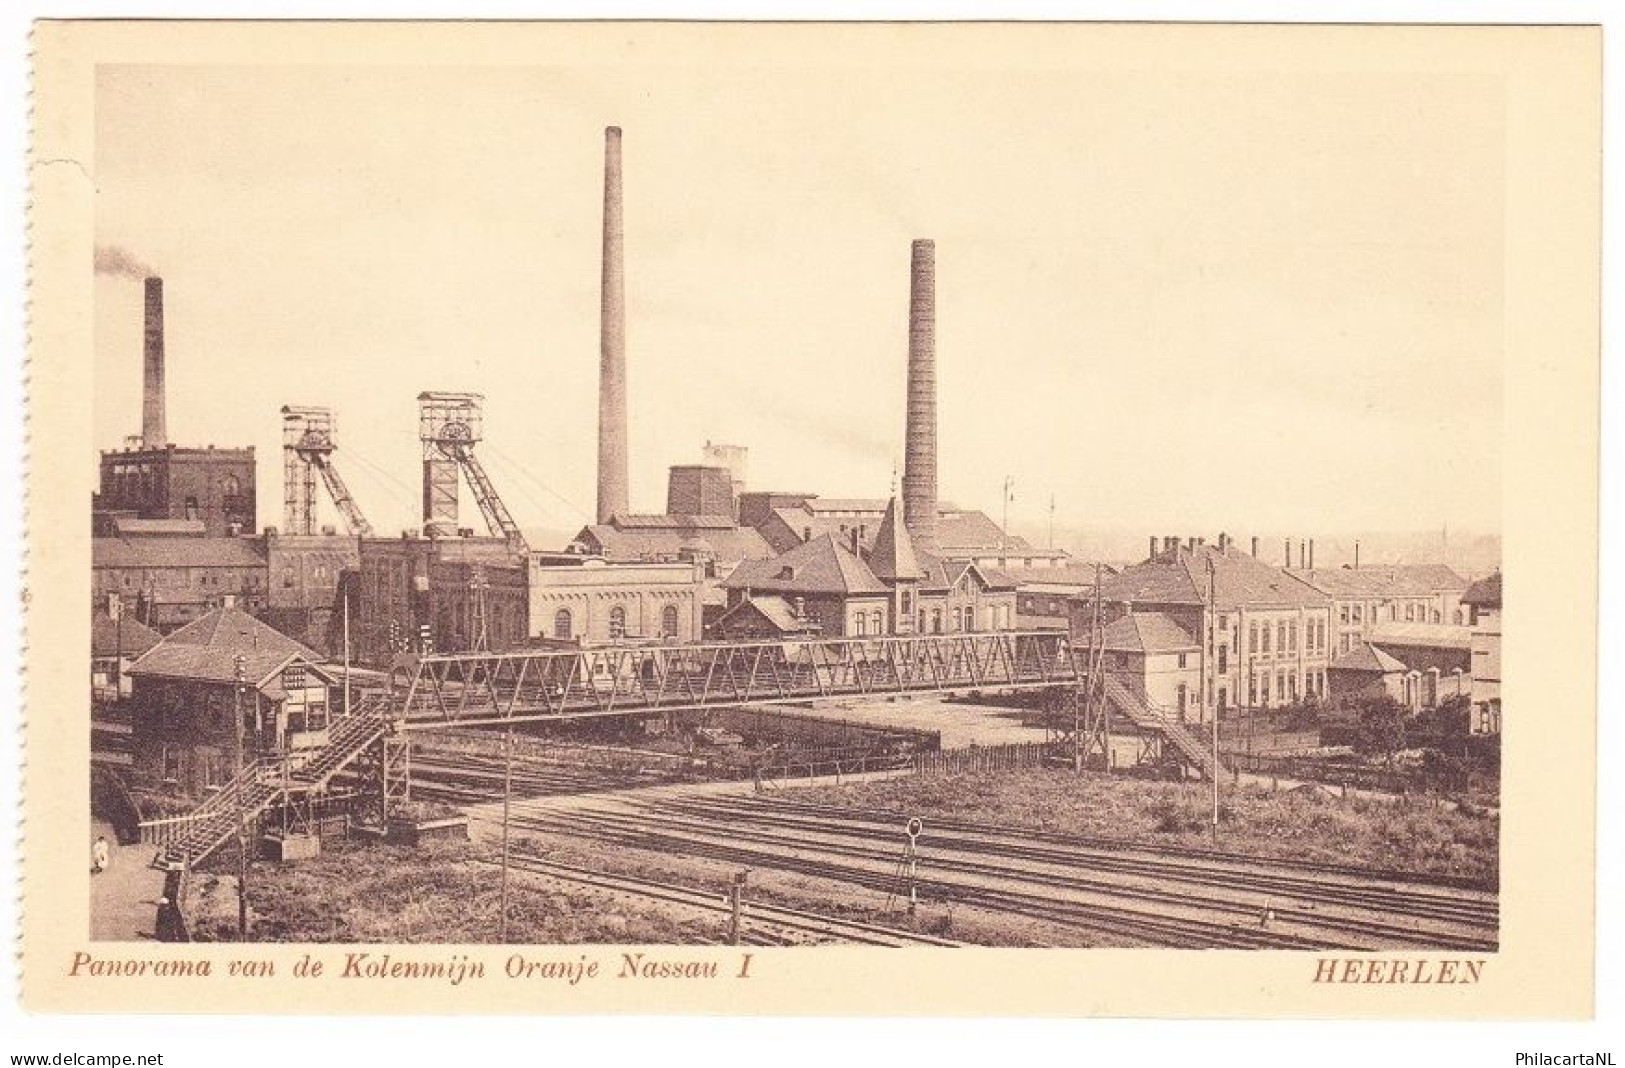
(92, 47, 1503, 540)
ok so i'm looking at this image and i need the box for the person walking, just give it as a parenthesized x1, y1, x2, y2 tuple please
(91, 835, 110, 875)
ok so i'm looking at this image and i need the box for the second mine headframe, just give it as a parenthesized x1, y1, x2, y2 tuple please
(416, 391, 526, 551)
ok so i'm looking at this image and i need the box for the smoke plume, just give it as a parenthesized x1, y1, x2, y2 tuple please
(94, 244, 154, 278)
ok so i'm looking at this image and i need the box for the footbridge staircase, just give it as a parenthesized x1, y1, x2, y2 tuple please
(148, 696, 391, 871)
(1099, 674, 1222, 780)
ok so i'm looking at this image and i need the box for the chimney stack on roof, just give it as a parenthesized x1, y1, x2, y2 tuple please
(142, 277, 166, 449)
(901, 239, 938, 552)
(596, 126, 629, 524)
(1148, 535, 1158, 560)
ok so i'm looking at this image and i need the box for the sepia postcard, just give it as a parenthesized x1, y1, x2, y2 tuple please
(22, 20, 1600, 1016)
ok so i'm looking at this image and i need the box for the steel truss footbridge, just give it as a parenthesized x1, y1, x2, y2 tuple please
(152, 631, 1195, 872)
(390, 629, 1082, 729)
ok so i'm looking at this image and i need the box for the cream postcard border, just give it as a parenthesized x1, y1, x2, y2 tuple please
(23, 20, 1601, 1016)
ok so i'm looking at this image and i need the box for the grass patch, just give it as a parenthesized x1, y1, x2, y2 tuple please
(791, 769, 1498, 883)
(188, 837, 723, 944)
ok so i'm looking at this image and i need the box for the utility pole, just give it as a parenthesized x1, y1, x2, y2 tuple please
(470, 564, 491, 653)
(1207, 559, 1220, 846)
(498, 725, 513, 943)
(232, 653, 250, 939)
(1077, 562, 1102, 775)
(341, 582, 351, 718)
(110, 595, 122, 702)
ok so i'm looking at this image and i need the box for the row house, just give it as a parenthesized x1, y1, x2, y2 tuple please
(1070, 538, 1334, 724)
(1292, 564, 1471, 655)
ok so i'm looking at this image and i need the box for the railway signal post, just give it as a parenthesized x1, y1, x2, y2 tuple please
(728, 870, 749, 945)
(905, 817, 923, 918)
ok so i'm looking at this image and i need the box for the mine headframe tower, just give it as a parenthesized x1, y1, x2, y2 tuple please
(417, 391, 527, 551)
(280, 405, 374, 537)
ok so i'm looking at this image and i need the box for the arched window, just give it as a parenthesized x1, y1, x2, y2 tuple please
(951, 608, 963, 632)
(608, 606, 627, 640)
(931, 609, 942, 633)
(854, 613, 867, 637)
(661, 604, 679, 639)
(553, 608, 572, 640)
(223, 475, 240, 498)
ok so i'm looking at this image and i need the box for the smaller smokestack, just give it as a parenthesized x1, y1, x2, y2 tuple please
(1309, 539, 1316, 570)
(1355, 539, 1361, 568)
(1251, 536, 1259, 558)
(596, 125, 629, 524)
(142, 277, 166, 449)
(1148, 535, 1158, 560)
(1284, 538, 1292, 568)
(902, 239, 938, 551)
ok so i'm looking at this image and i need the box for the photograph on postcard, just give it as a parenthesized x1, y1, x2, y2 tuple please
(26, 21, 1600, 1015)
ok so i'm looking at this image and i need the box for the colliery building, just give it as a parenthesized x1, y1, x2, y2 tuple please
(719, 497, 1016, 639)
(94, 444, 256, 538)
(354, 534, 709, 665)
(263, 529, 360, 657)
(92, 520, 269, 632)
(530, 555, 704, 646)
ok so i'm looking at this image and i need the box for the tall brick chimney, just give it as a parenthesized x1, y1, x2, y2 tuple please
(142, 276, 166, 448)
(596, 126, 629, 524)
(902, 239, 937, 551)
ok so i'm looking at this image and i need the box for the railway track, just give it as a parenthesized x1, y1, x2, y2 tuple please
(494, 808, 1353, 951)
(660, 796, 1499, 930)
(483, 792, 1497, 951)
(714, 794, 1499, 893)
(481, 850, 960, 947)
(408, 747, 681, 805)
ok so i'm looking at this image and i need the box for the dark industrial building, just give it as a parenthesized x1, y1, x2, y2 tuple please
(92, 277, 257, 537)
(95, 445, 256, 538)
(92, 523, 269, 632)
(354, 535, 528, 666)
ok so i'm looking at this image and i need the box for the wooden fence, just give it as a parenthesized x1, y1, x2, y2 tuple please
(911, 742, 1054, 778)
